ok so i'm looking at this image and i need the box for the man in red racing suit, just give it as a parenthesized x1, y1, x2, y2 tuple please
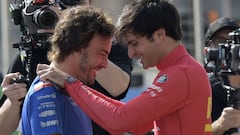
(62, 45, 212, 135)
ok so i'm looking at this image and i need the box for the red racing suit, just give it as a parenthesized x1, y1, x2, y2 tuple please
(64, 45, 212, 135)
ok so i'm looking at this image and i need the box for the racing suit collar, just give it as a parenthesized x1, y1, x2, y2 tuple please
(156, 45, 189, 70)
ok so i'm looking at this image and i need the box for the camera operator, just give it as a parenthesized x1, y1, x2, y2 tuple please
(204, 17, 240, 135)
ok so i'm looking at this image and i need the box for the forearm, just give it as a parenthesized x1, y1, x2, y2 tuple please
(0, 99, 21, 135)
(95, 60, 130, 97)
(65, 81, 154, 134)
(212, 120, 227, 135)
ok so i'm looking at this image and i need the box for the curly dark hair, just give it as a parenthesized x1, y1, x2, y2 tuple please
(48, 5, 115, 62)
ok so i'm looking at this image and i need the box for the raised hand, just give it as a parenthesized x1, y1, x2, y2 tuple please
(37, 64, 69, 88)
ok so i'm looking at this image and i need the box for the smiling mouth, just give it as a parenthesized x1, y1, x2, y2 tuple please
(94, 68, 102, 77)
(140, 56, 143, 64)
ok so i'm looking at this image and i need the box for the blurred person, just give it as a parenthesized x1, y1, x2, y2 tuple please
(36, 0, 212, 135)
(21, 5, 116, 135)
(204, 17, 240, 135)
(0, 73, 27, 135)
(0, 72, 3, 83)
(1, 0, 132, 135)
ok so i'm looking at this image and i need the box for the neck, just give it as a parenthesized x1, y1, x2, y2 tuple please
(163, 37, 181, 55)
(51, 57, 79, 78)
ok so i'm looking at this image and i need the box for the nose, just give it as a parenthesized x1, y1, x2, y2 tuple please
(128, 48, 136, 59)
(101, 57, 108, 69)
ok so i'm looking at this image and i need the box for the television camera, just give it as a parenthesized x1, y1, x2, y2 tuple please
(204, 28, 240, 109)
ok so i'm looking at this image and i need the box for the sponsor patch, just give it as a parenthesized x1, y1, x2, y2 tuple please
(39, 110, 56, 117)
(149, 84, 163, 93)
(38, 102, 56, 110)
(157, 74, 168, 83)
(37, 94, 57, 100)
(147, 84, 163, 97)
(40, 120, 59, 128)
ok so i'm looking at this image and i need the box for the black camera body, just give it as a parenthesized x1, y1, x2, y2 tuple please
(9, 0, 61, 50)
(205, 28, 240, 109)
(205, 28, 240, 73)
(10, 0, 61, 34)
(227, 87, 240, 109)
(10, 75, 29, 85)
(10, 75, 30, 101)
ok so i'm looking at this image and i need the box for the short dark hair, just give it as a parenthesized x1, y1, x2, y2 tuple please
(48, 6, 115, 62)
(116, 0, 182, 41)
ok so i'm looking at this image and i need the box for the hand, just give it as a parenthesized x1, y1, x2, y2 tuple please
(217, 107, 240, 130)
(37, 64, 68, 88)
(1, 73, 27, 104)
(231, 133, 240, 135)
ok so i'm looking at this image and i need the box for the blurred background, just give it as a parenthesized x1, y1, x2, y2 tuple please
(0, 0, 240, 102)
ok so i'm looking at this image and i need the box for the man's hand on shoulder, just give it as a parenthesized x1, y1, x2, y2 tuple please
(37, 64, 68, 88)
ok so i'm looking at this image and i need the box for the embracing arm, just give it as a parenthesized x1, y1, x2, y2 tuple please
(65, 81, 154, 134)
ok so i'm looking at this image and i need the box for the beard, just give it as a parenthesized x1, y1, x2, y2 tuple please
(78, 51, 96, 85)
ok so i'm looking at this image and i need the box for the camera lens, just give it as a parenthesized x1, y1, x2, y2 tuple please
(206, 48, 219, 61)
(34, 9, 58, 29)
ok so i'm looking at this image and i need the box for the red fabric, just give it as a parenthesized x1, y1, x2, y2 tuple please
(65, 45, 212, 135)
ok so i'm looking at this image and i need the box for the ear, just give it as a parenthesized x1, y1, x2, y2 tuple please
(73, 50, 82, 57)
(153, 28, 166, 41)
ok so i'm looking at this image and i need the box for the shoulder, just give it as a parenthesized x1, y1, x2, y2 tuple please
(28, 78, 57, 97)
(34, 81, 54, 92)
(153, 67, 188, 88)
(24, 79, 64, 108)
(159, 66, 188, 78)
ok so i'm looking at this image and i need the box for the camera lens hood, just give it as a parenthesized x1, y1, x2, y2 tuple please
(34, 8, 58, 29)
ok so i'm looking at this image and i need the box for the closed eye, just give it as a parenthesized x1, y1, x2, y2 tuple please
(99, 50, 109, 57)
(127, 40, 138, 47)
